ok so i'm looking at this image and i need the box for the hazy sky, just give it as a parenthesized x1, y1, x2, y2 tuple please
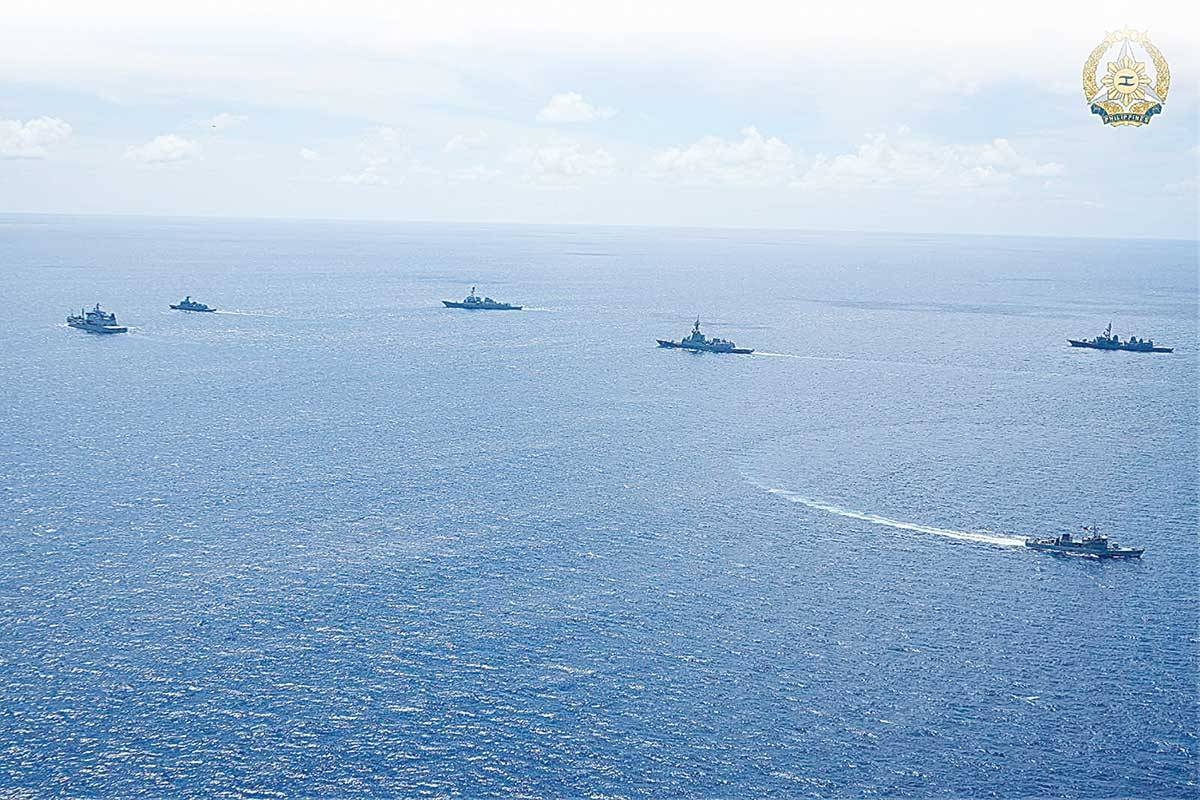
(2, 0, 1197, 237)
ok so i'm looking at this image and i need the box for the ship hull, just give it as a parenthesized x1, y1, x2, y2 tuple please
(68, 322, 127, 334)
(170, 305, 216, 312)
(1068, 340, 1172, 353)
(442, 301, 522, 310)
(1024, 541, 1143, 558)
(657, 340, 753, 354)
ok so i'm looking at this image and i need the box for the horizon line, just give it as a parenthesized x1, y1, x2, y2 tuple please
(1, 209, 1196, 245)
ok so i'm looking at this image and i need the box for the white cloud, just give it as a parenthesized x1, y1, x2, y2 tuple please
(650, 127, 1065, 194)
(799, 132, 1064, 191)
(123, 134, 200, 166)
(918, 73, 981, 96)
(339, 157, 390, 185)
(536, 92, 616, 124)
(443, 130, 489, 153)
(0, 116, 72, 159)
(509, 140, 616, 180)
(205, 112, 246, 130)
(451, 165, 502, 182)
(652, 126, 797, 186)
(365, 126, 402, 148)
(360, 126, 404, 162)
(338, 127, 408, 186)
(971, 138, 1063, 177)
(299, 147, 321, 161)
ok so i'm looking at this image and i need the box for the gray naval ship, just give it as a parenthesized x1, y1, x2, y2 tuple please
(658, 319, 753, 354)
(67, 303, 128, 334)
(1025, 527, 1143, 559)
(170, 296, 216, 312)
(1069, 322, 1172, 353)
(442, 287, 522, 311)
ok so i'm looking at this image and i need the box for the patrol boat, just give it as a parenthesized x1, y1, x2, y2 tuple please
(1069, 322, 1172, 353)
(170, 296, 216, 312)
(442, 287, 522, 311)
(1025, 527, 1143, 559)
(657, 319, 753, 354)
(67, 303, 128, 334)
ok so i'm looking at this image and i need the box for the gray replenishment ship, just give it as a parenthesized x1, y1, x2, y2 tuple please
(442, 287, 522, 311)
(1069, 322, 1172, 353)
(658, 319, 753, 354)
(67, 303, 128, 334)
(1025, 527, 1143, 559)
(170, 296, 216, 312)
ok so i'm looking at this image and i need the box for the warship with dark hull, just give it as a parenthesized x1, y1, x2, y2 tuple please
(67, 304, 128, 334)
(170, 296, 216, 312)
(1025, 527, 1143, 559)
(657, 319, 752, 354)
(442, 287, 522, 311)
(1069, 322, 1172, 353)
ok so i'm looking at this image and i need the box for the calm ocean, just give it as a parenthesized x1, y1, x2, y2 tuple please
(1, 214, 1196, 798)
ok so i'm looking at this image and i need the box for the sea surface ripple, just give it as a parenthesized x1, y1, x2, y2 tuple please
(0, 217, 1196, 798)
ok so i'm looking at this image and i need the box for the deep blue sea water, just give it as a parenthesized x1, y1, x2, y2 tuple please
(0, 214, 1196, 798)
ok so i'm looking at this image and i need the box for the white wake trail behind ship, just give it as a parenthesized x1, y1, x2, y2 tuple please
(752, 351, 867, 364)
(214, 310, 284, 318)
(765, 488, 1025, 548)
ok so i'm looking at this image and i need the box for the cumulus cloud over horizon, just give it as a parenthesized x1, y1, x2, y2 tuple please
(536, 92, 616, 124)
(0, 116, 72, 159)
(337, 126, 408, 186)
(205, 112, 247, 130)
(652, 126, 797, 186)
(509, 140, 616, 180)
(124, 134, 200, 166)
(800, 131, 1064, 191)
(651, 126, 1065, 192)
(339, 158, 391, 185)
(443, 131, 489, 153)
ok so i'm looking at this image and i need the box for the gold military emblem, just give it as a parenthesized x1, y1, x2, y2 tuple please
(1083, 29, 1170, 126)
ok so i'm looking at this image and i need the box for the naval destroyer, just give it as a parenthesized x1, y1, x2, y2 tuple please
(657, 319, 752, 354)
(442, 287, 522, 311)
(170, 296, 216, 312)
(1069, 322, 1172, 353)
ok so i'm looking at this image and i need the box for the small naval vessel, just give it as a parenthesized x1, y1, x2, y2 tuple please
(657, 319, 753, 354)
(67, 303, 128, 334)
(170, 296, 216, 312)
(442, 287, 522, 311)
(1025, 527, 1143, 559)
(1069, 322, 1172, 353)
